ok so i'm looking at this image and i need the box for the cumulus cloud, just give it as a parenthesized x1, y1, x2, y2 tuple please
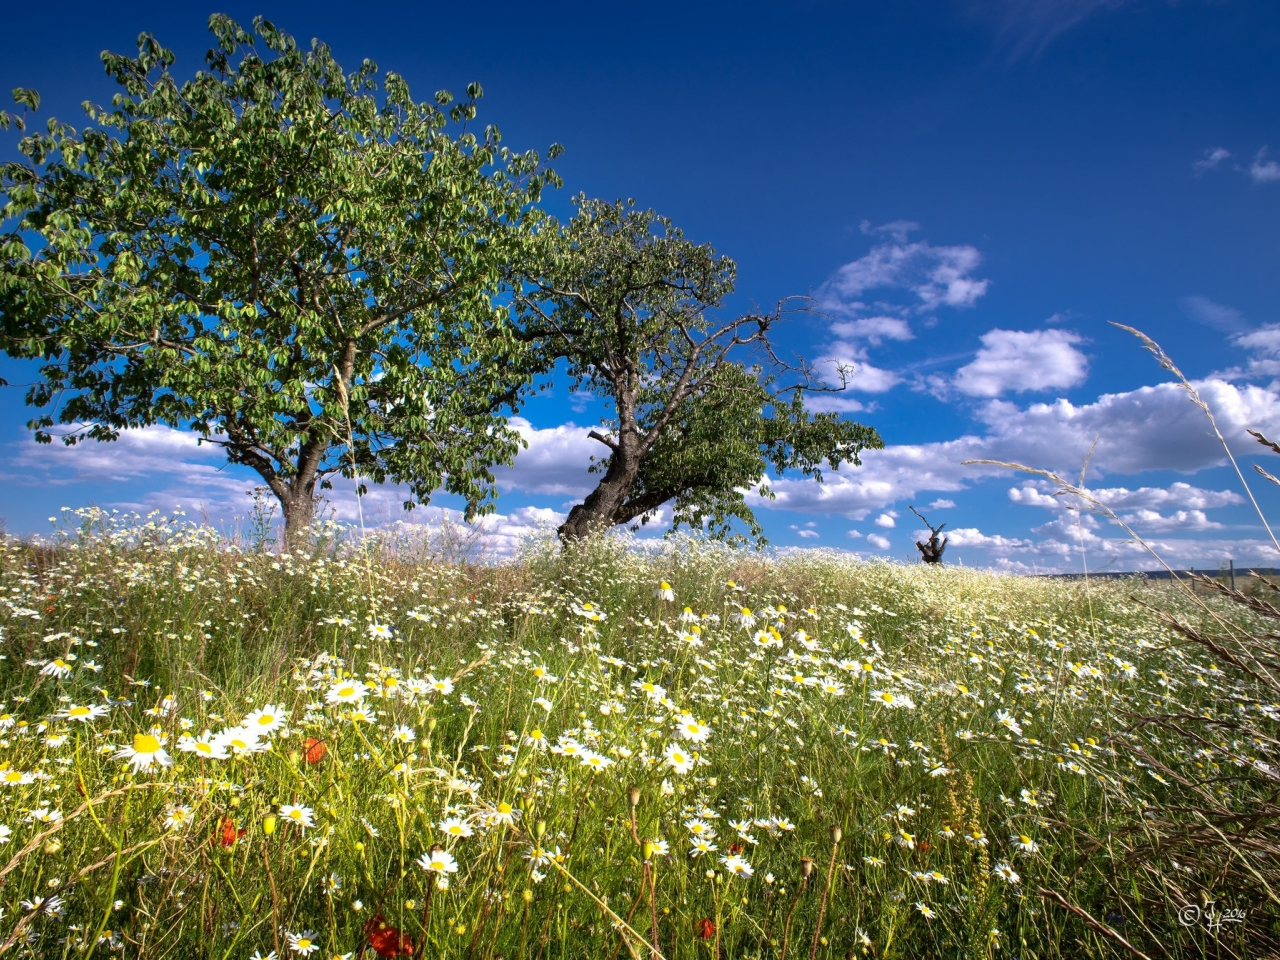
(928, 498, 956, 510)
(1010, 480, 1243, 513)
(492, 418, 598, 497)
(866, 533, 891, 551)
(756, 377, 1280, 523)
(952, 329, 1089, 398)
(874, 512, 896, 528)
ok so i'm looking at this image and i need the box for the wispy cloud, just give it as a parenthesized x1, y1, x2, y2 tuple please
(1179, 295, 1248, 334)
(967, 0, 1127, 62)
(1192, 147, 1232, 176)
(1251, 147, 1280, 184)
(821, 236, 990, 315)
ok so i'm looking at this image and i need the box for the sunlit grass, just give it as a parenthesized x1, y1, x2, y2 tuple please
(0, 507, 1267, 958)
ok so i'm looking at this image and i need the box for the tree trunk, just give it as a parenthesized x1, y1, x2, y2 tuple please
(558, 474, 631, 543)
(280, 484, 317, 553)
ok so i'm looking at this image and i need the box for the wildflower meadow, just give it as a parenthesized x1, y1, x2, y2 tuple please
(0, 508, 1272, 959)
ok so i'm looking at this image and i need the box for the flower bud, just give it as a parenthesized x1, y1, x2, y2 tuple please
(627, 786, 641, 808)
(642, 840, 655, 861)
(534, 820, 546, 839)
(800, 857, 814, 880)
(427, 717, 437, 732)
(263, 815, 277, 837)
(830, 824, 843, 845)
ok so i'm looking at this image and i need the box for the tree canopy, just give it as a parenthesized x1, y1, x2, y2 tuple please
(0, 16, 560, 545)
(521, 197, 883, 543)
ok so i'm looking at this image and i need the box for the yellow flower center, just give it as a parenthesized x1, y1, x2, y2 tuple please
(3, 771, 24, 783)
(68, 706, 90, 718)
(133, 734, 161, 754)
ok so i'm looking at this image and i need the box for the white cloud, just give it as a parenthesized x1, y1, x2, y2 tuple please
(866, 533, 891, 551)
(820, 238, 990, 315)
(757, 377, 1280, 522)
(874, 512, 896, 528)
(847, 529, 864, 539)
(928, 498, 956, 510)
(1115, 508, 1223, 532)
(1252, 148, 1280, 185)
(953, 329, 1088, 398)
(931, 526, 1037, 552)
(1010, 480, 1243, 513)
(1212, 323, 1280, 383)
(830, 316, 915, 345)
(1193, 147, 1232, 176)
(492, 418, 598, 497)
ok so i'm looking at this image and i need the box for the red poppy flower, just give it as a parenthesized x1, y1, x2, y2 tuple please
(365, 915, 415, 957)
(728, 841, 745, 855)
(694, 917, 715, 940)
(304, 738, 328, 765)
(917, 841, 932, 853)
(218, 816, 246, 848)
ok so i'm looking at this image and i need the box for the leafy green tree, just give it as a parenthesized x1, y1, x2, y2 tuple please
(0, 16, 560, 547)
(521, 197, 883, 543)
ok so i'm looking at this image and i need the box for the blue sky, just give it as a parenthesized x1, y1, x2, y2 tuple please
(3, 0, 1280, 570)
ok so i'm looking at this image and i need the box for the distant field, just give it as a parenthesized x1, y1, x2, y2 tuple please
(0, 509, 1271, 959)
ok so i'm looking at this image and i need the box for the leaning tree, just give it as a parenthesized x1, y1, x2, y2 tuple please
(0, 16, 560, 547)
(519, 197, 883, 543)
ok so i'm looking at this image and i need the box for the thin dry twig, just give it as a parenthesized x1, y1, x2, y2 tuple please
(1035, 887, 1155, 960)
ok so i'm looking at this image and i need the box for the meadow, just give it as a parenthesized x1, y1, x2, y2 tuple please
(0, 507, 1273, 959)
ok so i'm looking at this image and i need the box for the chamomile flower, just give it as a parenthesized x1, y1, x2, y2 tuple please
(326, 680, 369, 706)
(279, 804, 316, 831)
(663, 743, 696, 774)
(116, 732, 173, 772)
(674, 715, 712, 743)
(57, 703, 108, 723)
(992, 861, 1021, 884)
(720, 855, 753, 877)
(1012, 834, 1040, 855)
(871, 690, 915, 710)
(654, 582, 675, 602)
(417, 848, 459, 874)
(427, 675, 455, 695)
(243, 704, 287, 735)
(366, 623, 395, 641)
(286, 930, 321, 955)
(439, 817, 474, 840)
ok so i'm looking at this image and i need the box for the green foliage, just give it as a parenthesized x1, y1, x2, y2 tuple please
(0, 16, 562, 533)
(523, 197, 882, 542)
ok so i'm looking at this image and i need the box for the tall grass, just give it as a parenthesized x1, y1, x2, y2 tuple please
(0, 507, 1270, 958)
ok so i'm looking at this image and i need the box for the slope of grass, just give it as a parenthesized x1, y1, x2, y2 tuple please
(0, 508, 1269, 959)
